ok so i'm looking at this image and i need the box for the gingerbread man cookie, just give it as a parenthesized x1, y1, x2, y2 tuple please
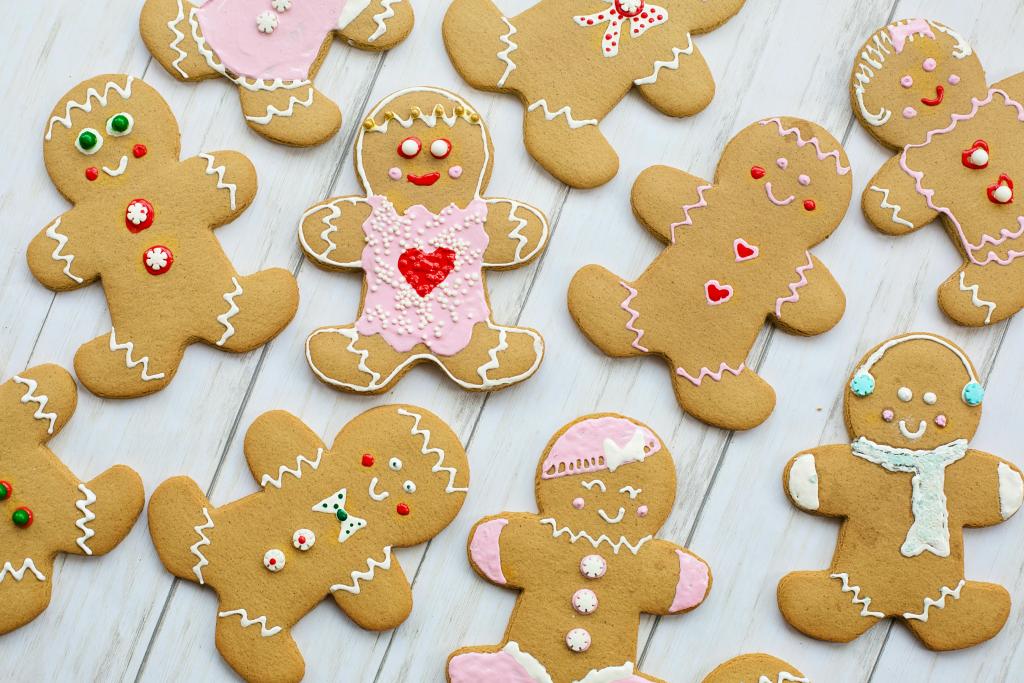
(29, 75, 298, 398)
(853, 19, 1024, 326)
(701, 654, 808, 683)
(447, 414, 711, 683)
(0, 364, 144, 635)
(299, 87, 548, 394)
(149, 405, 468, 683)
(568, 117, 850, 430)
(443, 0, 746, 187)
(141, 0, 413, 146)
(779, 333, 1024, 651)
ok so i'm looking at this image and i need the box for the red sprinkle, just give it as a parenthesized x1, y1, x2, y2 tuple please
(361, 454, 375, 467)
(133, 144, 148, 158)
(803, 199, 817, 211)
(750, 166, 766, 179)
(85, 167, 99, 181)
(396, 503, 410, 516)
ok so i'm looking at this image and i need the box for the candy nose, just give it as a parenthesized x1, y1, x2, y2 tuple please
(988, 174, 1015, 204)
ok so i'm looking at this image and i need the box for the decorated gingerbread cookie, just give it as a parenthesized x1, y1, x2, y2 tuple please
(29, 75, 298, 398)
(779, 333, 1024, 651)
(447, 414, 711, 683)
(299, 87, 548, 393)
(149, 405, 468, 682)
(701, 654, 808, 683)
(141, 0, 413, 146)
(568, 117, 850, 430)
(443, 0, 746, 188)
(853, 18, 1024, 326)
(0, 364, 144, 635)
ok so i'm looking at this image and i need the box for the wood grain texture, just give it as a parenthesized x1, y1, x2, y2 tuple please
(1, 1, 1023, 681)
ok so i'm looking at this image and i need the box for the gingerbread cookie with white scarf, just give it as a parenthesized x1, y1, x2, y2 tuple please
(779, 333, 1024, 650)
(443, 0, 745, 187)
(141, 0, 413, 146)
(447, 414, 711, 683)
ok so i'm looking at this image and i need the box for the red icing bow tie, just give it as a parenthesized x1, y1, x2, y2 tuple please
(573, 0, 669, 57)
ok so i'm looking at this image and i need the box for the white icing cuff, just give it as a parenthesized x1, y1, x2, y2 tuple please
(998, 463, 1024, 519)
(788, 453, 819, 511)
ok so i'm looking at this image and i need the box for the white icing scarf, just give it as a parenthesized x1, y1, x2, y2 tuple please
(851, 436, 967, 558)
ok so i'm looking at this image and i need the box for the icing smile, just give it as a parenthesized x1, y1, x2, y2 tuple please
(921, 85, 944, 107)
(368, 477, 390, 501)
(103, 155, 129, 177)
(597, 507, 626, 524)
(764, 182, 795, 206)
(898, 419, 927, 440)
(407, 172, 441, 186)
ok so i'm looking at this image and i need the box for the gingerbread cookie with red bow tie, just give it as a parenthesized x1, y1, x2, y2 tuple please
(853, 19, 1024, 326)
(28, 75, 298, 398)
(568, 117, 850, 430)
(443, 0, 745, 188)
(447, 414, 711, 683)
(141, 0, 414, 146)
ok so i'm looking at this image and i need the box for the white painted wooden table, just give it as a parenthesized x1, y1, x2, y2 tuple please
(4, 1, 1024, 681)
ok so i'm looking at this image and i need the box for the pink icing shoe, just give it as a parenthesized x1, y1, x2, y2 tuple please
(448, 645, 540, 683)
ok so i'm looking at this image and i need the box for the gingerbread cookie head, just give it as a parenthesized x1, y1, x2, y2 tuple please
(536, 415, 675, 539)
(846, 333, 984, 451)
(44, 75, 178, 202)
(358, 88, 492, 214)
(851, 19, 984, 149)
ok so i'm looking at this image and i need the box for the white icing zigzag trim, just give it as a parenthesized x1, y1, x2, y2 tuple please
(479, 200, 548, 266)
(298, 197, 365, 267)
(527, 100, 598, 129)
(260, 448, 325, 489)
(330, 545, 392, 593)
(540, 518, 650, 555)
(774, 251, 815, 318)
(831, 572, 884, 618)
(74, 483, 97, 555)
(397, 408, 467, 493)
(167, 0, 190, 78)
(0, 559, 46, 582)
(759, 674, 809, 683)
(245, 86, 315, 125)
(869, 185, 913, 229)
(46, 77, 134, 140)
(44, 217, 84, 284)
(218, 608, 282, 637)
(958, 271, 996, 325)
(12, 375, 58, 434)
(109, 329, 166, 382)
(190, 507, 214, 585)
(215, 277, 243, 346)
(368, 0, 400, 42)
(496, 17, 518, 88)
(903, 579, 966, 621)
(198, 153, 238, 211)
(634, 34, 694, 86)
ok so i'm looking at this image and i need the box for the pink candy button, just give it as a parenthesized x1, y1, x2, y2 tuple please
(572, 588, 598, 615)
(580, 554, 607, 579)
(565, 628, 591, 653)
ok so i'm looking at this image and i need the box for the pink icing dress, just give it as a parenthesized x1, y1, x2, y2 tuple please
(196, 0, 350, 82)
(356, 196, 490, 355)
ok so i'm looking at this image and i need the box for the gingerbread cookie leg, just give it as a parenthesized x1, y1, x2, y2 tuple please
(201, 269, 299, 352)
(903, 580, 1011, 651)
(523, 100, 617, 189)
(148, 476, 214, 583)
(140, 0, 220, 81)
(438, 320, 544, 390)
(863, 156, 939, 236)
(568, 266, 651, 358)
(305, 324, 412, 393)
(74, 326, 182, 398)
(331, 558, 413, 631)
(72, 466, 145, 557)
(215, 601, 304, 683)
(0, 559, 52, 635)
(938, 263, 1023, 327)
(238, 83, 342, 147)
(337, 0, 415, 51)
(777, 570, 881, 642)
(670, 361, 775, 431)
(441, 0, 511, 92)
(634, 42, 716, 117)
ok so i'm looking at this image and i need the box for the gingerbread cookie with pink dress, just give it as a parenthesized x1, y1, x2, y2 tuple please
(299, 87, 548, 393)
(853, 19, 1024, 326)
(447, 414, 711, 683)
(141, 0, 414, 146)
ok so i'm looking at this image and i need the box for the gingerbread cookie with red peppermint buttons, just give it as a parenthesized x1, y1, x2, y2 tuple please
(141, 0, 414, 146)
(568, 117, 850, 430)
(29, 75, 298, 398)
(447, 414, 711, 683)
(701, 654, 808, 683)
(148, 405, 468, 683)
(299, 87, 548, 394)
(0, 364, 143, 635)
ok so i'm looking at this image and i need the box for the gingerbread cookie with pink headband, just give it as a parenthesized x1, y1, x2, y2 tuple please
(779, 333, 1024, 650)
(299, 87, 548, 394)
(447, 414, 711, 683)
(568, 117, 850, 430)
(141, 0, 414, 146)
(853, 18, 1024, 326)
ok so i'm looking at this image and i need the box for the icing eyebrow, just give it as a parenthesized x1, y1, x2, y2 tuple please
(581, 480, 606, 492)
(619, 486, 642, 499)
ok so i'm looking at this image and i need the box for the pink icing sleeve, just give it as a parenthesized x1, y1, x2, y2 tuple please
(469, 518, 509, 584)
(670, 550, 710, 612)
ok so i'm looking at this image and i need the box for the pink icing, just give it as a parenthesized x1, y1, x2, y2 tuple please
(670, 550, 709, 612)
(449, 165, 463, 179)
(195, 0, 348, 82)
(618, 281, 649, 352)
(759, 118, 851, 176)
(541, 416, 660, 480)
(572, 497, 585, 509)
(469, 518, 508, 585)
(637, 505, 649, 517)
(923, 57, 937, 72)
(882, 409, 894, 422)
(888, 18, 935, 54)
(901, 75, 914, 88)
(388, 167, 402, 180)
(949, 74, 961, 85)
(776, 157, 788, 169)
(935, 414, 948, 427)
(903, 106, 918, 118)
(798, 174, 811, 186)
(356, 196, 490, 355)
(448, 649, 537, 683)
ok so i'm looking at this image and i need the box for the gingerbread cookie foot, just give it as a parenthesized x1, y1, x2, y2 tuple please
(672, 363, 776, 431)
(74, 329, 177, 398)
(523, 105, 617, 188)
(776, 570, 881, 643)
(439, 322, 544, 390)
(903, 580, 1010, 651)
(215, 606, 304, 683)
(441, 0, 510, 90)
(206, 269, 300, 352)
(701, 654, 808, 683)
(239, 84, 342, 147)
(569, 266, 651, 358)
(305, 325, 404, 393)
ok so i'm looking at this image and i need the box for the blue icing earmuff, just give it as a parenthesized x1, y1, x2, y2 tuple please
(962, 381, 984, 406)
(849, 373, 875, 397)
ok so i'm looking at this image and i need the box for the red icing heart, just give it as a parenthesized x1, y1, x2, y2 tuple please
(988, 174, 1014, 205)
(705, 279, 733, 305)
(750, 165, 766, 180)
(398, 247, 457, 297)
(734, 238, 758, 261)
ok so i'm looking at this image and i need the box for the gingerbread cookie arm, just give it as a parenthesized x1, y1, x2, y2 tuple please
(2, 364, 77, 445)
(631, 165, 713, 244)
(770, 254, 845, 336)
(634, 40, 715, 118)
(69, 465, 145, 557)
(242, 410, 328, 490)
(636, 540, 712, 616)
(682, 0, 747, 33)
(863, 156, 938, 236)
(466, 513, 541, 589)
(180, 152, 258, 227)
(481, 198, 549, 268)
(331, 555, 414, 630)
(951, 450, 1024, 528)
(298, 196, 373, 270)
(992, 72, 1024, 98)
(784, 444, 852, 518)
(336, 0, 414, 51)
(27, 210, 100, 291)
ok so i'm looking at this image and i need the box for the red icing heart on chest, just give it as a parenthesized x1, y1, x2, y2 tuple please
(704, 279, 733, 305)
(733, 238, 758, 261)
(397, 247, 457, 297)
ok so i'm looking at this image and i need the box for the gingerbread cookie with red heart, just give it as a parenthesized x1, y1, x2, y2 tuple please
(299, 87, 548, 394)
(568, 117, 850, 430)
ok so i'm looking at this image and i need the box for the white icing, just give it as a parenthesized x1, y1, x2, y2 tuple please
(245, 86, 314, 125)
(313, 487, 368, 542)
(527, 100, 598, 129)
(958, 272, 996, 325)
(576, 661, 636, 683)
(44, 217, 83, 284)
(496, 17, 518, 88)
(190, 507, 214, 585)
(759, 674, 809, 683)
(218, 608, 282, 637)
(102, 155, 129, 177)
(368, 0, 400, 42)
(46, 77, 134, 140)
(581, 479, 606, 491)
(298, 196, 366, 268)
(396, 407, 467, 493)
(540, 518, 650, 555)
(263, 548, 285, 571)
(903, 579, 966, 621)
(368, 476, 390, 501)
(998, 463, 1024, 519)
(198, 153, 238, 210)
(619, 485, 641, 499)
(597, 507, 625, 524)
(330, 545, 392, 593)
(788, 453, 819, 511)
(633, 34, 694, 86)
(215, 277, 243, 347)
(602, 428, 650, 472)
(12, 375, 58, 434)
(74, 483, 97, 555)
(923, 391, 938, 405)
(260, 448, 324, 489)
(292, 528, 315, 550)
(854, 334, 978, 384)
(501, 642, 554, 683)
(0, 559, 46, 583)
(167, 0, 190, 78)
(897, 386, 913, 402)
(897, 419, 926, 440)
(831, 572, 884, 618)
(336, 0, 371, 29)
(109, 329, 166, 381)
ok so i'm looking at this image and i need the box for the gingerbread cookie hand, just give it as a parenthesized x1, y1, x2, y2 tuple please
(336, 0, 414, 50)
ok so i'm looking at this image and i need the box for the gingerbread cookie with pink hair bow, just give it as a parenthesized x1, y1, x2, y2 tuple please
(447, 414, 711, 683)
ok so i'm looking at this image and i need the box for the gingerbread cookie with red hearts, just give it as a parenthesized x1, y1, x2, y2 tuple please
(299, 87, 548, 394)
(853, 18, 1024, 326)
(29, 75, 298, 398)
(141, 0, 414, 146)
(568, 117, 850, 430)
(149, 405, 468, 683)
(447, 413, 711, 683)
(443, 0, 745, 188)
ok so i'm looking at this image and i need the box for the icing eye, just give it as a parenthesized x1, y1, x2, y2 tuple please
(798, 174, 811, 187)
(803, 199, 816, 211)
(962, 140, 990, 169)
(398, 137, 422, 159)
(923, 391, 937, 405)
(403, 480, 416, 493)
(897, 386, 913, 402)
(76, 128, 103, 155)
(922, 57, 937, 72)
(389, 457, 402, 471)
(900, 75, 913, 88)
(750, 165, 766, 179)
(776, 157, 788, 169)
(106, 113, 134, 136)
(430, 138, 452, 159)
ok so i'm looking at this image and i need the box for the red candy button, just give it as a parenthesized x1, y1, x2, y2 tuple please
(125, 199, 154, 233)
(143, 246, 173, 275)
(361, 454, 375, 467)
(85, 167, 99, 181)
(396, 502, 410, 516)
(133, 144, 148, 159)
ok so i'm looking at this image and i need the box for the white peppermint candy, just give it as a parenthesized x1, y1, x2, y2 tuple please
(263, 548, 286, 572)
(256, 11, 278, 33)
(126, 202, 149, 225)
(292, 529, 315, 551)
(271, 0, 292, 10)
(145, 248, 169, 271)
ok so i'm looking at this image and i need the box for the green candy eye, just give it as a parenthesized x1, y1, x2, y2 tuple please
(107, 112, 134, 136)
(75, 128, 103, 155)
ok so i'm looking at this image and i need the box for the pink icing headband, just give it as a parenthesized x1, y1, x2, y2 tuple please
(540, 416, 661, 479)
(889, 18, 934, 53)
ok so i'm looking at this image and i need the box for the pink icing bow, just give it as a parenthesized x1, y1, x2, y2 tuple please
(574, 0, 669, 58)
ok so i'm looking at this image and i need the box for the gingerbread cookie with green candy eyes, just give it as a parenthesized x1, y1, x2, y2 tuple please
(447, 414, 711, 683)
(568, 117, 850, 430)
(443, 0, 745, 188)
(701, 654, 808, 683)
(853, 18, 1024, 326)
(29, 75, 298, 399)
(298, 87, 549, 394)
(141, 0, 413, 146)
(148, 405, 468, 683)
(779, 333, 1024, 651)
(0, 364, 143, 635)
